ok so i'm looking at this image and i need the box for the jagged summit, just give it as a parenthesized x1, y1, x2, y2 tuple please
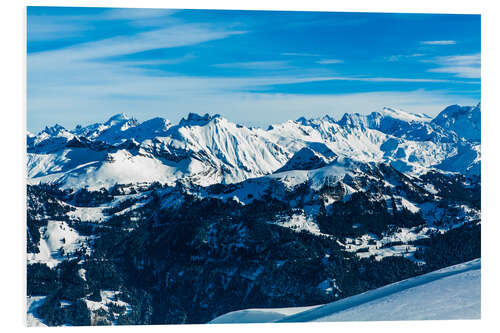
(295, 114, 335, 125)
(179, 113, 222, 126)
(296, 107, 432, 129)
(40, 123, 67, 136)
(337, 112, 368, 128)
(295, 116, 308, 125)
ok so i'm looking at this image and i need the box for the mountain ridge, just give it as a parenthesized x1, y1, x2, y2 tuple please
(27, 104, 480, 190)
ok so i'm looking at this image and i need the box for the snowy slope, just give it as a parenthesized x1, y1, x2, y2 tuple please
(276, 143, 337, 172)
(432, 104, 481, 142)
(210, 305, 320, 324)
(210, 259, 480, 323)
(27, 220, 87, 268)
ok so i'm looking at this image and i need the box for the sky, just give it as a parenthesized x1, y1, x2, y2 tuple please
(27, 6, 481, 133)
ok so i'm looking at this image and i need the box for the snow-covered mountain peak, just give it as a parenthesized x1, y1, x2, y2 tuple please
(432, 103, 481, 142)
(321, 114, 336, 123)
(298, 114, 337, 127)
(40, 123, 67, 136)
(70, 113, 140, 142)
(296, 114, 337, 126)
(276, 143, 338, 173)
(34, 124, 74, 147)
(104, 113, 133, 126)
(295, 116, 309, 126)
(179, 112, 222, 127)
(379, 107, 432, 123)
(433, 103, 480, 121)
(337, 113, 369, 128)
(138, 117, 171, 132)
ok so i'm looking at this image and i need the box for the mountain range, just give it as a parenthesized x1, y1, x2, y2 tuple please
(27, 104, 480, 190)
(26, 103, 481, 326)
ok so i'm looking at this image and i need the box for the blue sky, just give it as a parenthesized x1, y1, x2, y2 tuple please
(27, 7, 480, 133)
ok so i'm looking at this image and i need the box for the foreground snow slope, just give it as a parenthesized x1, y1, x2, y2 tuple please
(210, 259, 480, 323)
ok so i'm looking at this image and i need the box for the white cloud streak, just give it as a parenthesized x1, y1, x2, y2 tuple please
(102, 8, 177, 20)
(316, 59, 343, 64)
(212, 61, 291, 70)
(113, 54, 196, 67)
(27, 15, 92, 41)
(99, 8, 179, 27)
(27, 8, 178, 42)
(281, 52, 321, 57)
(426, 53, 481, 79)
(421, 40, 456, 45)
(30, 24, 245, 64)
(386, 54, 425, 62)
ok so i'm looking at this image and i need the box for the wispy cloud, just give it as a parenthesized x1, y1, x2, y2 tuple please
(281, 52, 321, 57)
(428, 66, 480, 79)
(27, 15, 92, 41)
(386, 54, 425, 62)
(30, 41, 478, 129)
(421, 40, 456, 45)
(30, 24, 246, 64)
(307, 76, 469, 84)
(213, 61, 291, 70)
(316, 59, 343, 65)
(433, 54, 480, 66)
(27, 8, 178, 42)
(102, 8, 177, 20)
(27, 22, 250, 131)
(100, 8, 178, 27)
(426, 53, 480, 79)
(114, 54, 196, 67)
